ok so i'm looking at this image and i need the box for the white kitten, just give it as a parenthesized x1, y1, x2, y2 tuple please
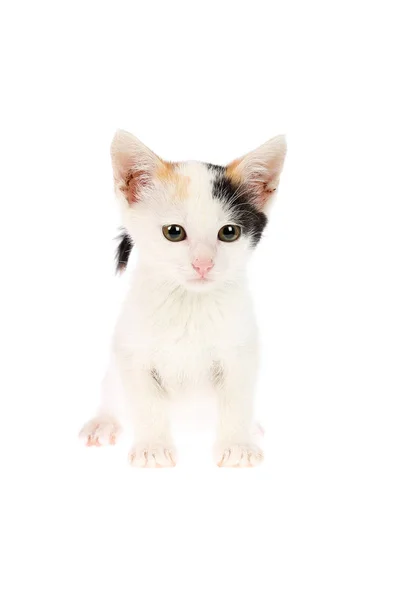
(80, 130, 286, 467)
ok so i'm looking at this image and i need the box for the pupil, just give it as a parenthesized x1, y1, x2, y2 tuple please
(225, 226, 234, 237)
(170, 226, 180, 236)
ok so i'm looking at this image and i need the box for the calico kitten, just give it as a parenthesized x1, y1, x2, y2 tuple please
(80, 130, 286, 467)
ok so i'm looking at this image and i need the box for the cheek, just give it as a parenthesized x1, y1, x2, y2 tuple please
(161, 241, 191, 269)
(216, 239, 250, 269)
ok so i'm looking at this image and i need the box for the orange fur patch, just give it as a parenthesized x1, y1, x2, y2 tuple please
(156, 160, 176, 181)
(118, 160, 190, 203)
(157, 161, 190, 200)
(226, 158, 243, 185)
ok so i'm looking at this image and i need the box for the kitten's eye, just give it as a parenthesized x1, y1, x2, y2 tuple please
(218, 225, 241, 242)
(162, 224, 187, 242)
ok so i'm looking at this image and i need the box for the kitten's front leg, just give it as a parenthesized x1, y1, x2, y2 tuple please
(214, 348, 263, 468)
(117, 354, 176, 468)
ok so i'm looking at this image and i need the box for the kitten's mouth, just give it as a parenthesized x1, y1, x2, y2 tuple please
(187, 276, 214, 286)
(189, 277, 211, 284)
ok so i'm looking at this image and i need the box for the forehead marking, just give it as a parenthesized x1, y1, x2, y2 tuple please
(156, 161, 190, 200)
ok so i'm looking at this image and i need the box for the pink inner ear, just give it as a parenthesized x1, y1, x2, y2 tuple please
(248, 175, 279, 210)
(227, 157, 282, 211)
(120, 168, 151, 204)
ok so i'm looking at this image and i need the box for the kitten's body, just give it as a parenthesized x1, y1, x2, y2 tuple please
(80, 132, 286, 467)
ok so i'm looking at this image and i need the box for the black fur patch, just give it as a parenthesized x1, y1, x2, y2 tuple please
(205, 163, 225, 174)
(207, 165, 267, 246)
(115, 230, 133, 273)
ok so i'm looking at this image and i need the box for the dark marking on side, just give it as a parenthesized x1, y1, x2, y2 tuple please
(150, 368, 164, 393)
(115, 229, 133, 273)
(211, 361, 224, 387)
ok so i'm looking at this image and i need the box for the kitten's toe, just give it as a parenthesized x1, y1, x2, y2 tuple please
(215, 443, 264, 468)
(79, 418, 121, 447)
(128, 444, 176, 468)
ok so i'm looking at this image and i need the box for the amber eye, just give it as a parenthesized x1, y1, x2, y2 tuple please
(162, 224, 187, 242)
(218, 224, 241, 242)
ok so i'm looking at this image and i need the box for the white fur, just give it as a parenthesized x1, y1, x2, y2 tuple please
(80, 131, 286, 467)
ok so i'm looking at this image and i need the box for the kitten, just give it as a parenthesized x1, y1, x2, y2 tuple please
(80, 130, 286, 467)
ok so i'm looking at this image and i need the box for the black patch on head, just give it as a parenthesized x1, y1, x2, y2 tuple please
(207, 164, 267, 246)
(115, 229, 133, 273)
(205, 163, 225, 175)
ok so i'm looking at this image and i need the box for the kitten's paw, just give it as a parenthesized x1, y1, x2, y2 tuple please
(215, 443, 264, 468)
(128, 444, 176, 468)
(79, 418, 121, 447)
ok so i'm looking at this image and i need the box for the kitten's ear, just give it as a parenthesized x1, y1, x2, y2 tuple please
(227, 135, 287, 211)
(111, 130, 162, 204)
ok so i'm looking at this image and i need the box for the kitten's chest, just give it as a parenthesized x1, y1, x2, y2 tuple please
(154, 330, 234, 388)
(153, 303, 230, 372)
(136, 289, 254, 379)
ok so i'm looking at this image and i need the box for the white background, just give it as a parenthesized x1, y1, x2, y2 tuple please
(1, 1, 399, 599)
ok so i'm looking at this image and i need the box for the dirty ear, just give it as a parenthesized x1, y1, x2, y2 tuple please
(111, 130, 162, 204)
(226, 135, 287, 211)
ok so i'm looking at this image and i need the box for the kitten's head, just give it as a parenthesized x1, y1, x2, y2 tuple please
(111, 130, 286, 291)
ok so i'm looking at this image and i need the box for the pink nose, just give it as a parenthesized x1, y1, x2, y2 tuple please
(192, 258, 214, 278)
